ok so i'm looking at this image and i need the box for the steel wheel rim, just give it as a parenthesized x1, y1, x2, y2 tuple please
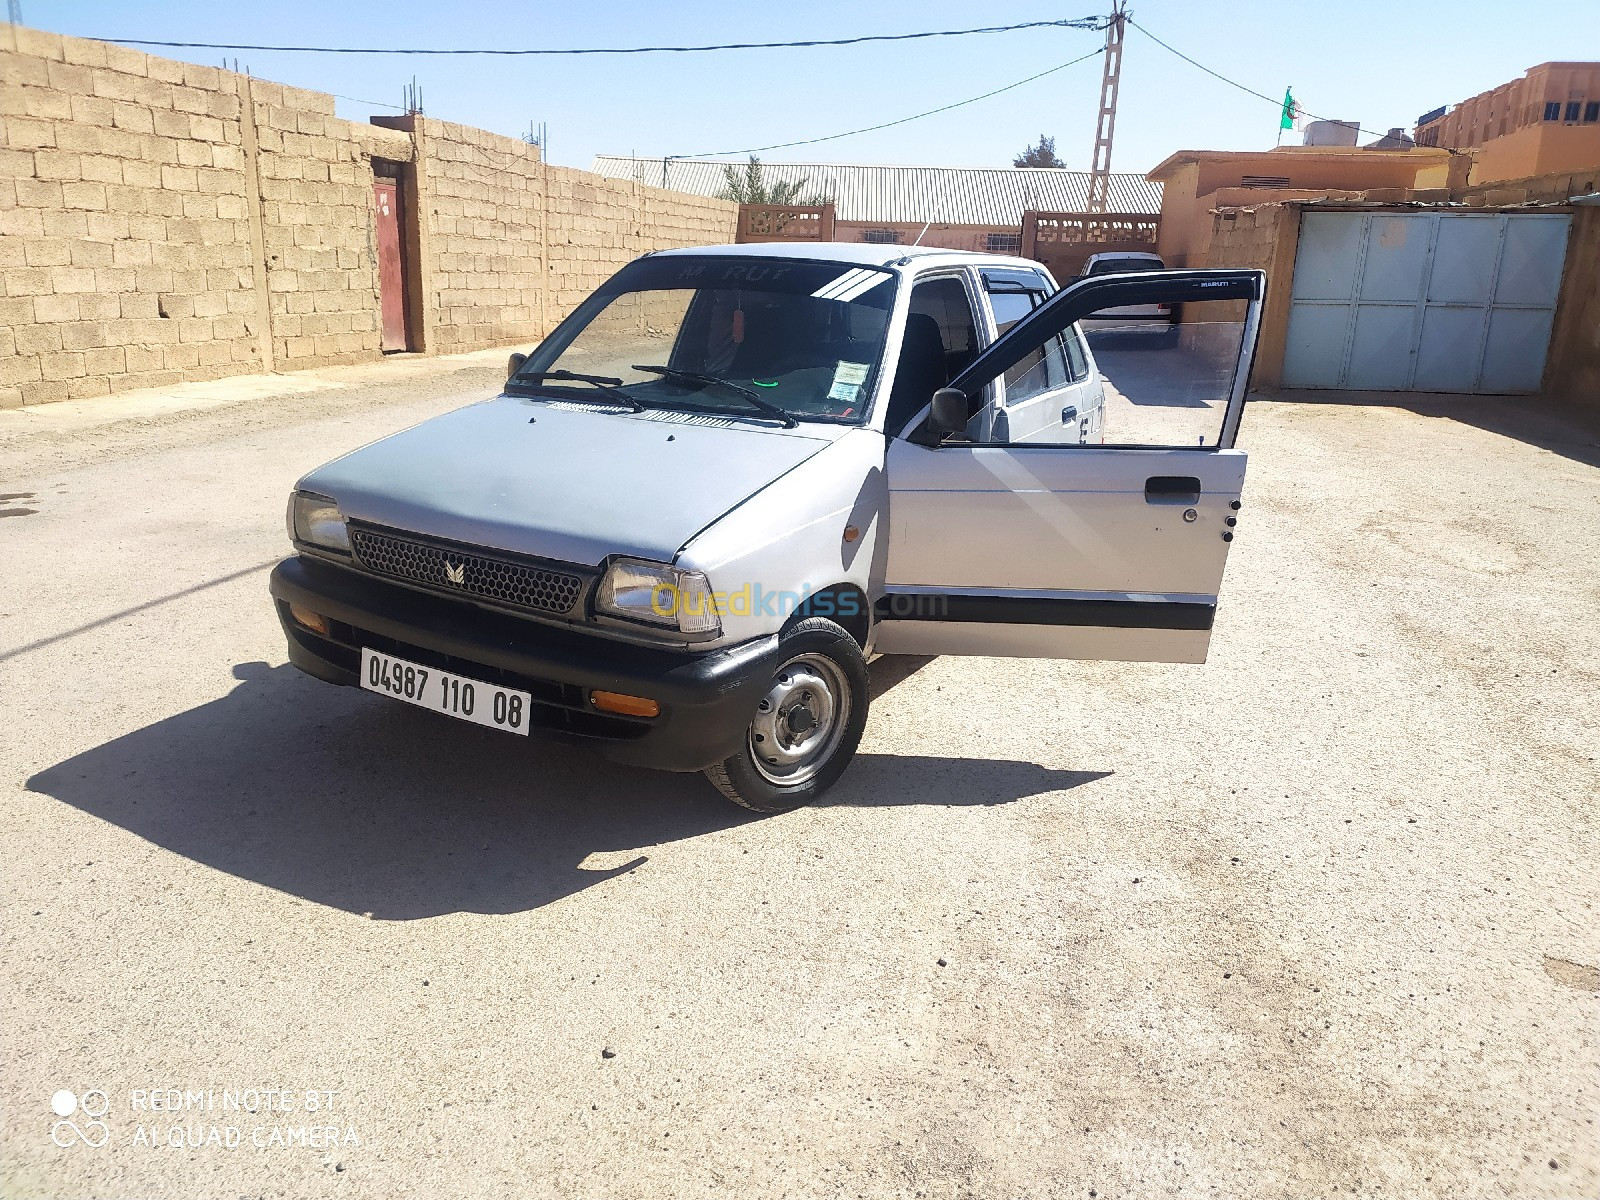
(748, 652, 851, 788)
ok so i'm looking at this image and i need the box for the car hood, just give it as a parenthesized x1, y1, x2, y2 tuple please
(298, 395, 845, 566)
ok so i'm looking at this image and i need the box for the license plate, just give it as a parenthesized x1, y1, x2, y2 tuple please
(359, 648, 531, 737)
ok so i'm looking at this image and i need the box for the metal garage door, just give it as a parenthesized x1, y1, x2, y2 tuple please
(1282, 211, 1571, 393)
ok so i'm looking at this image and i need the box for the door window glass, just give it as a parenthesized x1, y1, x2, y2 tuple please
(1074, 296, 1247, 447)
(1064, 326, 1090, 382)
(948, 292, 1252, 449)
(988, 287, 1070, 402)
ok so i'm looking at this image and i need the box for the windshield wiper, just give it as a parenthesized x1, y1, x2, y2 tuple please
(508, 370, 644, 412)
(631, 365, 797, 428)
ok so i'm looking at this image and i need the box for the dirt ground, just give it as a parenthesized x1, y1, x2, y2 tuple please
(2, 352, 1596, 1199)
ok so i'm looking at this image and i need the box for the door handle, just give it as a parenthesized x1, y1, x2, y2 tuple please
(1145, 475, 1202, 504)
(1061, 405, 1078, 425)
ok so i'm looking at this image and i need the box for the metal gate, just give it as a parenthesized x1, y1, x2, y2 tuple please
(1282, 210, 1571, 393)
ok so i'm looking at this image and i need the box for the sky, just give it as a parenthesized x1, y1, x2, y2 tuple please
(22, 0, 1600, 174)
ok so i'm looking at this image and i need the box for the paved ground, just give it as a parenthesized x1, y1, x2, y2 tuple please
(1087, 320, 1238, 447)
(2, 354, 1597, 1199)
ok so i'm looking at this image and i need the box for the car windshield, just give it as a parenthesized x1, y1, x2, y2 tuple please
(510, 256, 897, 424)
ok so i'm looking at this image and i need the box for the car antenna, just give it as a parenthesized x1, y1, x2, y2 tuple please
(912, 221, 931, 246)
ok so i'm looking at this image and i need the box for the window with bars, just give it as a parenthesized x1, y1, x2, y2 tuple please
(861, 229, 901, 244)
(985, 232, 1022, 254)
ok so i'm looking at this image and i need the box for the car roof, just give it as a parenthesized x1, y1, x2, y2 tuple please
(1087, 250, 1164, 260)
(647, 241, 1035, 273)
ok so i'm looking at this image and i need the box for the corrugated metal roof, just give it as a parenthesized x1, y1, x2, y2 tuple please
(589, 156, 1162, 223)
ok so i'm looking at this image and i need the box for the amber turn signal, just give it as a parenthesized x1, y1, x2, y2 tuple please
(591, 690, 661, 718)
(288, 604, 329, 636)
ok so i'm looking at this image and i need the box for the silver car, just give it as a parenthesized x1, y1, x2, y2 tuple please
(271, 244, 1264, 811)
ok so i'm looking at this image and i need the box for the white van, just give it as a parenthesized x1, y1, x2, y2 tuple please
(271, 244, 1263, 811)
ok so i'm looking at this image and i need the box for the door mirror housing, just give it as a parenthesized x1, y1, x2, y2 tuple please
(927, 388, 970, 439)
(507, 352, 528, 381)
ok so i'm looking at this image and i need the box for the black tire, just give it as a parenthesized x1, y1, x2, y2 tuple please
(703, 617, 870, 813)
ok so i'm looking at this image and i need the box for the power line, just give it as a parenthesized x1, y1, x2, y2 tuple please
(673, 48, 1106, 160)
(1127, 18, 1452, 151)
(1126, 20, 1284, 111)
(97, 17, 1106, 58)
(331, 92, 405, 111)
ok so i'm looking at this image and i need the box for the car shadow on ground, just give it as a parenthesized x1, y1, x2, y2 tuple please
(28, 659, 1107, 920)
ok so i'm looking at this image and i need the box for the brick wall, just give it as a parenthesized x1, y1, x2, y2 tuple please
(0, 25, 740, 409)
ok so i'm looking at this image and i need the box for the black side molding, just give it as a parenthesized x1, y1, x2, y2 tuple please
(875, 593, 1215, 631)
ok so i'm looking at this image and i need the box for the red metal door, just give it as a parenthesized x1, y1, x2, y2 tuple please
(373, 179, 409, 352)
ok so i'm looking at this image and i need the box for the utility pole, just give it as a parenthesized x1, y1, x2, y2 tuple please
(1086, 1, 1126, 214)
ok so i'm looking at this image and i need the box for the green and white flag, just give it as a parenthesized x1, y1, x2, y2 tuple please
(1280, 87, 1298, 131)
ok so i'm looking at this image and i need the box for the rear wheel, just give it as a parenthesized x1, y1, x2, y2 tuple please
(703, 618, 869, 813)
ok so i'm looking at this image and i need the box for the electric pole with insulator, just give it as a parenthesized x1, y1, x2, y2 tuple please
(1086, 1, 1126, 213)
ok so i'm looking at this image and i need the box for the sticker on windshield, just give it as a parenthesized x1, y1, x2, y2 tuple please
(827, 360, 870, 403)
(811, 269, 888, 303)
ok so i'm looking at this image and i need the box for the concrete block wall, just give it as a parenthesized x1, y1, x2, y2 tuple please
(1543, 204, 1600, 426)
(416, 118, 545, 355)
(1, 25, 741, 410)
(541, 165, 740, 325)
(0, 26, 263, 404)
(1202, 204, 1302, 389)
(250, 79, 401, 368)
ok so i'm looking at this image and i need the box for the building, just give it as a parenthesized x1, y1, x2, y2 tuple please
(1415, 62, 1600, 184)
(588, 157, 1161, 252)
(1144, 145, 1459, 269)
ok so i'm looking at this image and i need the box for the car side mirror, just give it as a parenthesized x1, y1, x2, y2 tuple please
(507, 352, 528, 381)
(928, 388, 970, 438)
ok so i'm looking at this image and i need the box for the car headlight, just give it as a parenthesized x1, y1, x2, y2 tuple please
(596, 558, 720, 637)
(288, 491, 350, 554)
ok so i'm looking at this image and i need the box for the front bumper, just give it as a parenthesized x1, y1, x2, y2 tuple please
(269, 555, 781, 772)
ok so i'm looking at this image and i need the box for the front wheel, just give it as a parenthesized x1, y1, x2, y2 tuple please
(703, 617, 869, 813)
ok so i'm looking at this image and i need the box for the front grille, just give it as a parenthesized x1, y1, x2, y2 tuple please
(349, 526, 585, 616)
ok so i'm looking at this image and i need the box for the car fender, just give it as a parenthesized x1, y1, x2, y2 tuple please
(674, 428, 888, 646)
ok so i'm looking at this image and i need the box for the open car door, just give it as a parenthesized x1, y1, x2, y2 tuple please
(876, 269, 1265, 663)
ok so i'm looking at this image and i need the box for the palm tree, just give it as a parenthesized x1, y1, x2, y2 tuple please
(718, 156, 833, 206)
